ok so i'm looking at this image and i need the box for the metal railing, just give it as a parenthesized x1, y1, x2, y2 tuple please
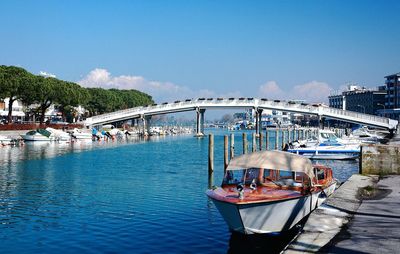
(85, 98, 397, 129)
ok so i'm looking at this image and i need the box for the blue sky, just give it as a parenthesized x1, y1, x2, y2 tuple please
(1, 0, 399, 103)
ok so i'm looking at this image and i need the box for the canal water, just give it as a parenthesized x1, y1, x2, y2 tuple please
(0, 129, 358, 254)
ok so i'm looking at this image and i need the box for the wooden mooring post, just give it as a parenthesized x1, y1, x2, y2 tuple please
(275, 129, 279, 150)
(243, 133, 248, 154)
(265, 130, 269, 150)
(252, 133, 256, 152)
(259, 132, 263, 151)
(208, 134, 214, 188)
(282, 129, 286, 149)
(230, 133, 234, 159)
(224, 135, 228, 174)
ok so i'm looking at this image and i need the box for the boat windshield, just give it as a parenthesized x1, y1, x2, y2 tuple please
(223, 168, 310, 187)
(223, 168, 260, 185)
(320, 132, 338, 140)
(26, 130, 37, 135)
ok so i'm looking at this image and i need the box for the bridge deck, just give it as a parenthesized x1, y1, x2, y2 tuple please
(84, 98, 398, 130)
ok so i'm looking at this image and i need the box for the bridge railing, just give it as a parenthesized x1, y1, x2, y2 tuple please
(85, 98, 397, 129)
(322, 107, 389, 124)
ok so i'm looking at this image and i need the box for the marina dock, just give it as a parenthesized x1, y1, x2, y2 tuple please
(284, 174, 400, 253)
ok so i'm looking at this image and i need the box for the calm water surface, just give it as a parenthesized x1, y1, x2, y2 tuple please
(0, 130, 358, 253)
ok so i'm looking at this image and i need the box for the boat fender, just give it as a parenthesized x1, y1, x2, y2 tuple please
(237, 183, 244, 199)
(250, 179, 257, 190)
(319, 189, 327, 199)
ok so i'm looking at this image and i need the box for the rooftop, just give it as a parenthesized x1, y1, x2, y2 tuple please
(384, 72, 400, 78)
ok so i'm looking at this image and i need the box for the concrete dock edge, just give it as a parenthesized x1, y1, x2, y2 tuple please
(283, 174, 376, 254)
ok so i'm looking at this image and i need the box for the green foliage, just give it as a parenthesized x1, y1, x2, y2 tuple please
(0, 65, 35, 123)
(0, 65, 154, 123)
(85, 88, 153, 116)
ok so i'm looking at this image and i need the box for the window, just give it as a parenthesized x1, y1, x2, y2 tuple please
(223, 170, 245, 185)
(315, 168, 325, 181)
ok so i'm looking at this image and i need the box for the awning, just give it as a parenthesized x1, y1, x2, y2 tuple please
(226, 150, 315, 178)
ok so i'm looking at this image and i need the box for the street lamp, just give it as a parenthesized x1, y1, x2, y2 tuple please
(357, 104, 365, 114)
(377, 103, 386, 116)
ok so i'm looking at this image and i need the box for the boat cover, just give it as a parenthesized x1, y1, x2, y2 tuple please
(37, 129, 52, 137)
(226, 150, 315, 178)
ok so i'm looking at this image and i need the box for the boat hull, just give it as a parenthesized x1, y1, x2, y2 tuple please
(288, 146, 359, 160)
(0, 135, 14, 145)
(21, 135, 51, 142)
(296, 153, 359, 160)
(208, 183, 336, 234)
(72, 133, 92, 139)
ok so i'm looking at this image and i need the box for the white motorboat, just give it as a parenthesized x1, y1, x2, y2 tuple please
(288, 143, 360, 160)
(0, 135, 14, 145)
(299, 129, 360, 146)
(70, 128, 92, 140)
(21, 129, 54, 142)
(46, 127, 71, 142)
(206, 151, 337, 234)
(351, 126, 388, 144)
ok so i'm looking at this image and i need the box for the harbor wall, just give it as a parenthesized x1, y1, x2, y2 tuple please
(360, 144, 400, 175)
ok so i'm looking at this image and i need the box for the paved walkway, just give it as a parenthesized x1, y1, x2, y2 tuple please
(324, 176, 400, 253)
(284, 174, 375, 254)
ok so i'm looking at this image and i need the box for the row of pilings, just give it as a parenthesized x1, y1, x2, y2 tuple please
(207, 127, 347, 187)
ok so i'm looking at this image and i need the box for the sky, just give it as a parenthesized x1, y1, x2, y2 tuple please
(1, 0, 399, 104)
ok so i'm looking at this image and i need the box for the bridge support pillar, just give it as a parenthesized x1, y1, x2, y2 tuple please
(319, 115, 325, 129)
(145, 116, 151, 135)
(141, 115, 151, 136)
(195, 108, 206, 137)
(255, 109, 263, 136)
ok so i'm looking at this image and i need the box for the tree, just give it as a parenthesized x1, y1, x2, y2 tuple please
(55, 81, 89, 121)
(29, 76, 62, 124)
(0, 65, 33, 123)
(84, 88, 153, 116)
(1, 65, 154, 123)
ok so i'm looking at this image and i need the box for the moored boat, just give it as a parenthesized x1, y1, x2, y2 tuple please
(0, 135, 14, 145)
(46, 127, 71, 142)
(70, 128, 92, 140)
(21, 129, 55, 142)
(206, 151, 337, 234)
(287, 143, 360, 160)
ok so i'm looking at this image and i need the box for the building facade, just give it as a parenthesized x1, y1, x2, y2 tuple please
(328, 85, 386, 115)
(380, 72, 400, 120)
(328, 94, 344, 110)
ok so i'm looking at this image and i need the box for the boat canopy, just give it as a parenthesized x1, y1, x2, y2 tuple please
(226, 150, 315, 178)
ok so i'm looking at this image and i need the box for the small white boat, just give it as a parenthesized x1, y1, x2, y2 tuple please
(46, 127, 71, 142)
(288, 143, 360, 160)
(0, 135, 14, 145)
(351, 126, 388, 144)
(297, 152, 359, 160)
(300, 129, 360, 146)
(206, 151, 337, 234)
(70, 128, 92, 140)
(21, 129, 54, 142)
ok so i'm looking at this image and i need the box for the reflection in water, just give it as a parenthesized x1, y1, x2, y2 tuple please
(227, 218, 305, 254)
(0, 136, 168, 164)
(0, 130, 359, 254)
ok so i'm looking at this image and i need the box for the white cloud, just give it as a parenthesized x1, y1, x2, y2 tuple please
(259, 80, 332, 103)
(39, 71, 56, 78)
(292, 81, 332, 103)
(259, 81, 284, 99)
(79, 68, 331, 104)
(78, 68, 199, 102)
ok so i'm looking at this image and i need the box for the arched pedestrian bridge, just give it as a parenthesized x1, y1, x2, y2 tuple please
(84, 98, 398, 134)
